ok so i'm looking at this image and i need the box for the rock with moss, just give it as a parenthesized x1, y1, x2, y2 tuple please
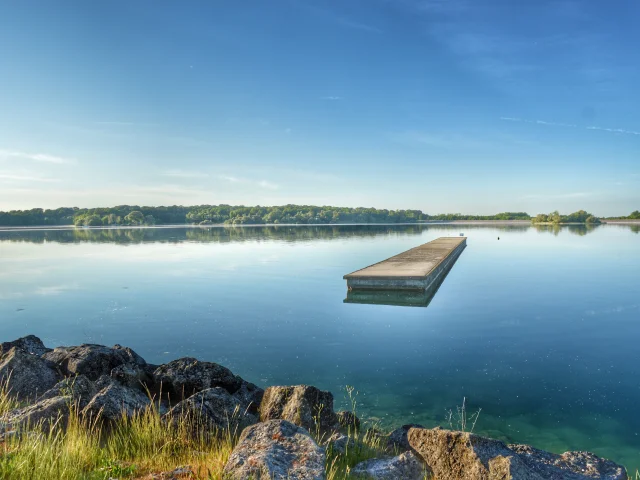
(37, 374, 100, 409)
(0, 347, 62, 400)
(407, 426, 627, 480)
(351, 451, 427, 480)
(223, 419, 326, 479)
(259, 385, 338, 435)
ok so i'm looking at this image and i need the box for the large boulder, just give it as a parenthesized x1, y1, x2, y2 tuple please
(81, 377, 150, 421)
(351, 451, 427, 480)
(223, 419, 326, 479)
(0, 347, 62, 400)
(509, 444, 628, 480)
(231, 380, 264, 415)
(37, 374, 101, 409)
(0, 335, 51, 356)
(259, 385, 339, 436)
(387, 424, 424, 451)
(164, 387, 257, 433)
(407, 427, 627, 480)
(153, 357, 243, 401)
(1, 396, 72, 433)
(43, 344, 146, 380)
(111, 363, 155, 392)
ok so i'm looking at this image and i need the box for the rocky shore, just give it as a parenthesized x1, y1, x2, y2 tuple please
(0, 335, 628, 479)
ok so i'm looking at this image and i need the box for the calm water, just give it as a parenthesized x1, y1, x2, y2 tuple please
(1, 224, 639, 469)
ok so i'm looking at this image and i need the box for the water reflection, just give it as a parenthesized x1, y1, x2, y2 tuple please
(3, 222, 629, 245)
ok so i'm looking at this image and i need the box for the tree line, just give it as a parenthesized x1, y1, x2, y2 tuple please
(531, 210, 601, 224)
(0, 204, 636, 227)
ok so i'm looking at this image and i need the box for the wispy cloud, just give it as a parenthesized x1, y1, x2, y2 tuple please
(0, 149, 75, 165)
(501, 117, 640, 137)
(94, 121, 157, 126)
(0, 173, 60, 183)
(218, 175, 279, 190)
(160, 170, 209, 178)
(322, 96, 342, 101)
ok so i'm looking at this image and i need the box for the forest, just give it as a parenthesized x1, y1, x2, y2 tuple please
(1, 205, 635, 227)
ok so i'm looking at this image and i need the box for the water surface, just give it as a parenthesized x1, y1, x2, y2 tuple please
(1, 224, 639, 470)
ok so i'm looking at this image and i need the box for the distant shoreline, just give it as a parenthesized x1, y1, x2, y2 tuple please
(1, 219, 639, 232)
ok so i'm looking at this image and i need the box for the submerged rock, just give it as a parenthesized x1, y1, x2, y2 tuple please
(0, 347, 62, 400)
(0, 335, 51, 356)
(164, 387, 257, 433)
(259, 385, 339, 435)
(153, 357, 243, 401)
(407, 427, 627, 480)
(223, 419, 326, 480)
(351, 451, 427, 480)
(43, 343, 146, 380)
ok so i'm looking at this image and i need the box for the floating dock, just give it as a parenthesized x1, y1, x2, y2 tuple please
(343, 237, 467, 291)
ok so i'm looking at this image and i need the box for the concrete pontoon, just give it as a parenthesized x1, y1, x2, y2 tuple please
(343, 237, 466, 291)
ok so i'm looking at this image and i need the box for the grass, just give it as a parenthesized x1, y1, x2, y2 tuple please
(0, 379, 406, 479)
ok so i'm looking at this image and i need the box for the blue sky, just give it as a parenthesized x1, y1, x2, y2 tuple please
(0, 0, 638, 215)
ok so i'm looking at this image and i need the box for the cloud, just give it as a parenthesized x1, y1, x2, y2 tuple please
(0, 172, 60, 183)
(322, 96, 342, 101)
(500, 117, 640, 137)
(160, 170, 209, 178)
(218, 175, 279, 190)
(0, 149, 75, 165)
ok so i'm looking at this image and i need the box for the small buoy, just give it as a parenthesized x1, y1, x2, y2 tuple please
(498, 237, 500, 240)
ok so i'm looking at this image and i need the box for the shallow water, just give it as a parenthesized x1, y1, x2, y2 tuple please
(1, 224, 639, 470)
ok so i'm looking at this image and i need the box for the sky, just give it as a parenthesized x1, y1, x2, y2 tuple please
(0, 0, 639, 216)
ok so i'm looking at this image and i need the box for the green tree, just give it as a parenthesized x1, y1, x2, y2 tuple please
(124, 211, 145, 225)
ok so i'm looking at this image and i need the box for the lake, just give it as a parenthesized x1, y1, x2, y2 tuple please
(1, 224, 639, 470)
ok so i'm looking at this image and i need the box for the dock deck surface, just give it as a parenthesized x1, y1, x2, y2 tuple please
(344, 236, 466, 290)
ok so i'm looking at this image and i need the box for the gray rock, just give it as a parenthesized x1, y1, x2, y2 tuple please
(509, 444, 628, 480)
(336, 410, 361, 431)
(1, 396, 72, 432)
(111, 363, 155, 392)
(407, 427, 627, 480)
(231, 380, 265, 415)
(153, 357, 242, 401)
(259, 385, 339, 436)
(81, 377, 151, 421)
(223, 419, 326, 480)
(164, 387, 257, 433)
(43, 344, 146, 381)
(387, 424, 424, 451)
(37, 374, 100, 409)
(324, 432, 355, 454)
(351, 451, 427, 480)
(0, 335, 51, 356)
(0, 347, 62, 400)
